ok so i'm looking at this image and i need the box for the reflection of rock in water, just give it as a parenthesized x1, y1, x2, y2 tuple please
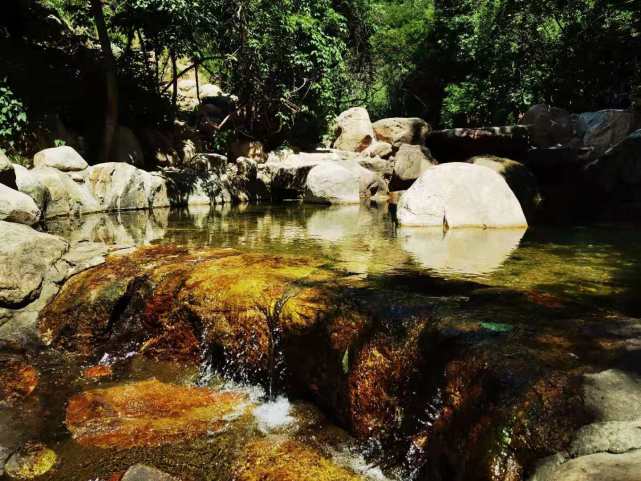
(44, 209, 170, 245)
(400, 227, 526, 277)
(306, 205, 367, 242)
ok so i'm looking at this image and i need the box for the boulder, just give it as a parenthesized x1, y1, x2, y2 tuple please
(397, 163, 528, 228)
(0, 150, 16, 189)
(585, 129, 641, 193)
(3, 443, 57, 479)
(304, 163, 360, 204)
(583, 369, 641, 422)
(85, 163, 169, 212)
(362, 141, 393, 159)
(569, 421, 641, 457)
(390, 144, 437, 190)
(468, 155, 541, 221)
(332, 107, 375, 153)
(519, 104, 575, 148)
(372, 117, 431, 149)
(15, 166, 99, 218)
(0, 184, 41, 225)
(577, 110, 636, 158)
(0, 221, 68, 307)
(110, 126, 145, 167)
(426, 126, 530, 163)
(122, 464, 179, 481)
(33, 146, 88, 171)
(528, 450, 641, 481)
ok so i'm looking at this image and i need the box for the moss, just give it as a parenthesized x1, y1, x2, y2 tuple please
(4, 443, 57, 479)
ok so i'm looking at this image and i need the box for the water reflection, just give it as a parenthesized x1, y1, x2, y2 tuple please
(44, 203, 641, 312)
(399, 227, 527, 277)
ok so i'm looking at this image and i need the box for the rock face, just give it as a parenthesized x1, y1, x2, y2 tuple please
(577, 110, 637, 158)
(519, 104, 575, 148)
(333, 107, 375, 153)
(468, 155, 541, 221)
(304, 163, 360, 204)
(0, 184, 41, 225)
(85, 163, 169, 212)
(110, 126, 145, 167)
(397, 163, 528, 228)
(390, 144, 436, 190)
(426, 126, 530, 163)
(65, 379, 245, 448)
(0, 150, 16, 189)
(33, 146, 88, 171)
(372, 117, 431, 149)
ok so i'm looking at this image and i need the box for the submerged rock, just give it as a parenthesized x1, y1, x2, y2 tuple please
(0, 359, 38, 404)
(121, 464, 179, 481)
(33, 146, 88, 172)
(233, 438, 363, 481)
(397, 162, 528, 228)
(4, 442, 57, 479)
(65, 379, 246, 448)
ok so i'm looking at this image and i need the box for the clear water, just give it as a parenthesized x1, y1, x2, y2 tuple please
(45, 203, 641, 316)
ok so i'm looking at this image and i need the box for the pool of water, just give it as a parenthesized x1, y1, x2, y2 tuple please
(44, 203, 641, 316)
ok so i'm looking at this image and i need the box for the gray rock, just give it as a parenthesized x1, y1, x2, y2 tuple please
(519, 104, 575, 148)
(333, 107, 375, 153)
(0, 446, 11, 476)
(122, 464, 178, 481)
(362, 141, 393, 159)
(0, 221, 68, 308)
(390, 144, 437, 190)
(304, 163, 360, 204)
(570, 420, 641, 457)
(529, 449, 641, 481)
(397, 163, 528, 228)
(585, 129, 641, 193)
(85, 163, 169, 212)
(0, 184, 41, 225)
(0, 150, 16, 189)
(33, 146, 89, 171)
(577, 110, 636, 158)
(584, 369, 641, 422)
(372, 117, 431, 149)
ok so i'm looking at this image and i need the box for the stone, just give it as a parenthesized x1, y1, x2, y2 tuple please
(397, 163, 528, 228)
(362, 141, 393, 159)
(519, 104, 575, 148)
(332, 107, 375, 153)
(65, 379, 246, 448)
(390, 144, 437, 190)
(528, 450, 641, 481)
(585, 129, 641, 193)
(358, 156, 394, 177)
(372, 117, 431, 149)
(0, 221, 68, 307)
(230, 139, 266, 162)
(583, 369, 641, 422)
(426, 126, 530, 163)
(121, 464, 179, 481)
(85, 163, 169, 212)
(304, 163, 360, 204)
(110, 126, 145, 167)
(577, 110, 636, 158)
(0, 150, 16, 189)
(0, 184, 41, 225)
(15, 166, 99, 218)
(33, 146, 88, 171)
(569, 420, 641, 457)
(468, 155, 541, 221)
(4, 443, 57, 479)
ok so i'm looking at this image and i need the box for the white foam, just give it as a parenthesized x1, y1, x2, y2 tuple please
(253, 396, 296, 433)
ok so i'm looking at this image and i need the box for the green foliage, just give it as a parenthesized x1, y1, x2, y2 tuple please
(0, 79, 27, 147)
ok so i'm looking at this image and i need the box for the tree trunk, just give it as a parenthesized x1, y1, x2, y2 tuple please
(194, 61, 200, 103)
(90, 0, 118, 164)
(171, 50, 178, 112)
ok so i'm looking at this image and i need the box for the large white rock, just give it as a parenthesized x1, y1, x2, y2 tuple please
(0, 221, 68, 307)
(33, 146, 89, 172)
(15, 166, 99, 218)
(397, 163, 528, 228)
(304, 163, 360, 204)
(0, 184, 41, 225)
(333, 107, 375, 153)
(85, 163, 169, 212)
(372, 117, 431, 149)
